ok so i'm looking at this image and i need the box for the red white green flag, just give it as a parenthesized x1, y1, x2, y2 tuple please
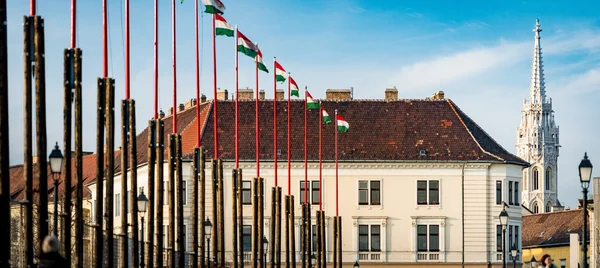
(275, 61, 287, 82)
(337, 114, 349, 132)
(290, 77, 299, 97)
(321, 106, 332, 125)
(256, 49, 268, 73)
(306, 91, 320, 110)
(215, 14, 233, 37)
(201, 0, 225, 14)
(237, 31, 258, 58)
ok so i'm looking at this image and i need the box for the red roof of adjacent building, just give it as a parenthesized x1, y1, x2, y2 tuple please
(522, 209, 589, 248)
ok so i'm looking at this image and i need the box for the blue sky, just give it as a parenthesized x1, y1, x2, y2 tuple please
(5, 0, 600, 208)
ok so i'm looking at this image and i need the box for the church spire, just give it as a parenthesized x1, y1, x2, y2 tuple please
(530, 18, 546, 104)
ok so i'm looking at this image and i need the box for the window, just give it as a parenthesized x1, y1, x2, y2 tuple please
(428, 181, 438, 205)
(311, 181, 320, 205)
(509, 182, 513, 205)
(164, 181, 168, 205)
(533, 168, 539, 190)
(359, 181, 369, 205)
(417, 180, 440, 205)
(496, 181, 502, 205)
(545, 167, 551, 190)
(546, 202, 551, 213)
(182, 224, 187, 251)
(560, 259, 566, 268)
(163, 225, 168, 248)
(182, 180, 187, 205)
(115, 193, 121, 216)
(533, 203, 539, 214)
(358, 224, 381, 252)
(508, 226, 513, 251)
(416, 225, 438, 252)
(496, 225, 502, 252)
(514, 182, 519, 205)
(242, 181, 252, 205)
(371, 181, 381, 205)
(514, 226, 519, 249)
(299, 181, 320, 205)
(242, 225, 251, 252)
(312, 225, 317, 252)
(417, 181, 427, 205)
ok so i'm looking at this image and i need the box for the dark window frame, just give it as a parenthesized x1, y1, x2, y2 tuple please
(514, 182, 519, 205)
(429, 225, 439, 252)
(429, 180, 439, 205)
(358, 225, 369, 252)
(533, 168, 539, 190)
(242, 181, 252, 205)
(417, 181, 427, 205)
(311, 181, 320, 205)
(417, 225, 428, 252)
(358, 181, 369, 205)
(370, 181, 381, 205)
(508, 181, 513, 205)
(496, 225, 502, 252)
(496, 181, 502, 205)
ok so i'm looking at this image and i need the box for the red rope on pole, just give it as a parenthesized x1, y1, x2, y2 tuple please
(319, 102, 323, 211)
(255, 49, 260, 178)
(195, 0, 200, 145)
(153, 0, 158, 119)
(102, 0, 108, 77)
(234, 30, 239, 169)
(304, 88, 308, 204)
(172, 0, 177, 133)
(212, 14, 218, 158)
(70, 0, 76, 48)
(125, 0, 130, 99)
(30, 0, 36, 16)
(273, 58, 278, 186)
(335, 110, 339, 216)
(287, 73, 291, 195)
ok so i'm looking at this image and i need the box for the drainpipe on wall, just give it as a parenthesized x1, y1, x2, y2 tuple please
(462, 163, 466, 268)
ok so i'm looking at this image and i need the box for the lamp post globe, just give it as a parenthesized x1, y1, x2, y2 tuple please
(579, 152, 593, 188)
(510, 244, 518, 268)
(263, 237, 268, 268)
(49, 142, 64, 175)
(137, 190, 149, 268)
(204, 218, 212, 267)
(48, 142, 64, 236)
(531, 256, 537, 267)
(354, 260, 360, 268)
(499, 209, 509, 268)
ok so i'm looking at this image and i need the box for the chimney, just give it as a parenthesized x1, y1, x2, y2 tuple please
(168, 107, 174, 116)
(159, 109, 166, 118)
(217, 89, 228, 100)
(429, 90, 445, 100)
(259, 90, 265, 100)
(238, 88, 254, 100)
(276, 89, 284, 100)
(385, 87, 398, 101)
(326, 89, 351, 101)
(178, 103, 185, 112)
(184, 98, 197, 109)
(200, 94, 207, 103)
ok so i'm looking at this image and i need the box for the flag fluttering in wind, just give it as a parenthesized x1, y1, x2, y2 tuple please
(321, 106, 332, 124)
(306, 91, 320, 110)
(337, 114, 349, 133)
(290, 77, 299, 97)
(215, 14, 233, 37)
(275, 61, 287, 83)
(237, 31, 258, 58)
(201, 0, 225, 14)
(256, 49, 268, 73)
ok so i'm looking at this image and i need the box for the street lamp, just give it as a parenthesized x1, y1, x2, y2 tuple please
(137, 190, 149, 268)
(510, 244, 518, 268)
(579, 152, 593, 268)
(530, 256, 537, 268)
(263, 236, 268, 268)
(49, 142, 64, 237)
(354, 260, 360, 268)
(499, 209, 509, 268)
(204, 218, 212, 267)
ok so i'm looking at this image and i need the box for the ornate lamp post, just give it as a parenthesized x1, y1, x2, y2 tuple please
(510, 244, 518, 268)
(530, 256, 537, 267)
(138, 190, 149, 268)
(204, 218, 212, 267)
(354, 260, 360, 268)
(579, 153, 593, 268)
(49, 142, 64, 236)
(263, 236, 268, 268)
(499, 208, 509, 268)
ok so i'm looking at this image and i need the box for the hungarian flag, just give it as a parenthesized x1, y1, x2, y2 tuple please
(215, 14, 233, 37)
(202, 0, 225, 14)
(337, 114, 349, 133)
(237, 31, 258, 58)
(306, 91, 320, 110)
(256, 49, 268, 73)
(321, 106, 332, 125)
(275, 61, 287, 82)
(290, 77, 299, 97)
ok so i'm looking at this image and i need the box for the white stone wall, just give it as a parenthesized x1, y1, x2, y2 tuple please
(87, 161, 523, 265)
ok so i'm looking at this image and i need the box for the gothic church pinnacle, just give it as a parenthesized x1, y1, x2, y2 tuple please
(530, 18, 546, 105)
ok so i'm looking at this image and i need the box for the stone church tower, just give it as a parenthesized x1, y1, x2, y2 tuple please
(516, 19, 561, 213)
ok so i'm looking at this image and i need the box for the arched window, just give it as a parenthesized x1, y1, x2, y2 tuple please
(533, 202, 539, 214)
(545, 167, 552, 191)
(533, 168, 539, 190)
(546, 202, 552, 213)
